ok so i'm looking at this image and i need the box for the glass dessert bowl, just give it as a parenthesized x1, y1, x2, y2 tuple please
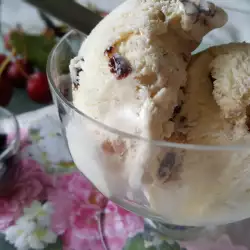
(47, 29, 250, 240)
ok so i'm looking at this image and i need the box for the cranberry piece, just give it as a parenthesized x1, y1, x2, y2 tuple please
(108, 54, 132, 80)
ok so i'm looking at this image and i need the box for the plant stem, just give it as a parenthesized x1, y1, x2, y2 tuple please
(15, 59, 29, 79)
(0, 56, 11, 78)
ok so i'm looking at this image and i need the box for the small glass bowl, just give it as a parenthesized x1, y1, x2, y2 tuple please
(0, 107, 20, 196)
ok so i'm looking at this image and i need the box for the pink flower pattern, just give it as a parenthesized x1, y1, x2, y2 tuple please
(103, 201, 144, 250)
(0, 159, 52, 231)
(48, 173, 144, 250)
(0, 127, 249, 250)
(7, 129, 31, 151)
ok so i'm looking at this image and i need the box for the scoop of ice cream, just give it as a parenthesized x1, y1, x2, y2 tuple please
(66, 0, 230, 226)
(148, 43, 250, 226)
(211, 45, 250, 120)
(176, 43, 250, 145)
(70, 0, 227, 140)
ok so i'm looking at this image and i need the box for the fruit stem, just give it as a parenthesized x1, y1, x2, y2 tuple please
(15, 59, 30, 79)
(11, 48, 16, 57)
(0, 56, 11, 79)
(19, 30, 28, 61)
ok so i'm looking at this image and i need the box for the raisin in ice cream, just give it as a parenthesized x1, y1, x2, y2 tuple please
(65, 0, 243, 226)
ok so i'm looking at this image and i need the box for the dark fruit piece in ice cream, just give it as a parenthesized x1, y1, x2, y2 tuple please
(108, 54, 132, 80)
(7, 59, 34, 88)
(27, 72, 52, 104)
(158, 152, 176, 181)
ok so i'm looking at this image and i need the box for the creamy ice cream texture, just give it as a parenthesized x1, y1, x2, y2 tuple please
(66, 0, 250, 226)
(149, 43, 250, 226)
(70, 0, 227, 140)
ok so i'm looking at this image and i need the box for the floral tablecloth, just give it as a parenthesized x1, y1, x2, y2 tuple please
(1, 106, 250, 250)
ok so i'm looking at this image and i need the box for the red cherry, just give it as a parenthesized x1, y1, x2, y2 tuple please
(0, 75, 13, 106)
(7, 59, 34, 88)
(27, 72, 52, 104)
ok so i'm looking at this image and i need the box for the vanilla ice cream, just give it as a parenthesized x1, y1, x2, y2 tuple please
(70, 0, 227, 141)
(63, 0, 250, 227)
(148, 43, 250, 226)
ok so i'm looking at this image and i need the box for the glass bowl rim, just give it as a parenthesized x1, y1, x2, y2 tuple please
(47, 30, 249, 152)
(0, 107, 20, 160)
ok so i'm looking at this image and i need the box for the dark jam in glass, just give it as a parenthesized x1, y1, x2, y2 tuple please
(0, 133, 18, 197)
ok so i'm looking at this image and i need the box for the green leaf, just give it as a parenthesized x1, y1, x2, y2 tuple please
(44, 239, 63, 250)
(58, 161, 76, 169)
(157, 241, 186, 250)
(123, 233, 186, 250)
(10, 32, 56, 72)
(123, 234, 156, 250)
(29, 128, 43, 142)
